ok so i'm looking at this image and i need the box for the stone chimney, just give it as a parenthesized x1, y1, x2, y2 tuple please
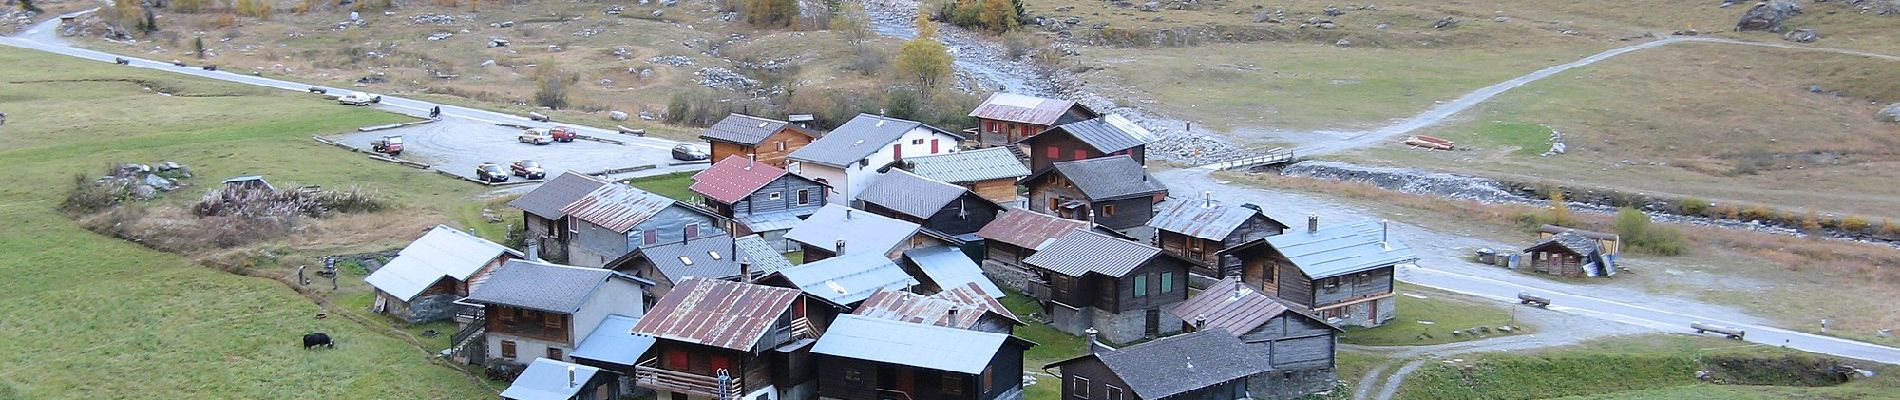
(739, 260, 753, 283)
(1307, 213, 1320, 234)
(525, 241, 541, 262)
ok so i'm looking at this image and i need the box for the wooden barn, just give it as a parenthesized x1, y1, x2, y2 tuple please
(1220, 217, 1418, 328)
(363, 225, 521, 323)
(700, 113, 817, 168)
(1172, 277, 1341, 398)
(1023, 229, 1190, 344)
(1523, 230, 1617, 278)
(559, 183, 727, 268)
(812, 314, 1032, 400)
(1019, 114, 1157, 173)
(506, 171, 607, 264)
(898, 147, 1033, 205)
(689, 155, 828, 252)
(967, 92, 1097, 147)
(1146, 195, 1288, 279)
(1023, 155, 1167, 230)
(629, 278, 825, 400)
(975, 208, 1092, 270)
(1045, 331, 1270, 400)
(856, 169, 1004, 239)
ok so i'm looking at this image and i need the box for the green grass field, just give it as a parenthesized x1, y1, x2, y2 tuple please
(1396, 335, 1900, 400)
(1340, 284, 1532, 346)
(625, 171, 699, 202)
(1001, 289, 1085, 400)
(0, 47, 493, 398)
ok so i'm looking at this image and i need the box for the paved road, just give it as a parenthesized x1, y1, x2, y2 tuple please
(2, 10, 699, 182)
(335, 118, 701, 181)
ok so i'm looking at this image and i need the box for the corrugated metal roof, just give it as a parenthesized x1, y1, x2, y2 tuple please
(737, 211, 805, 233)
(812, 314, 1009, 374)
(933, 282, 1019, 325)
(571, 314, 654, 366)
(508, 171, 608, 220)
(691, 155, 794, 204)
(633, 235, 744, 281)
(784, 204, 921, 256)
(1264, 220, 1418, 279)
(855, 284, 1017, 330)
(1062, 331, 1271, 400)
(901, 147, 1031, 183)
(967, 92, 1079, 126)
(1147, 198, 1277, 241)
(561, 183, 678, 233)
(1170, 277, 1337, 337)
(976, 208, 1090, 250)
(1525, 231, 1600, 256)
(502, 358, 602, 400)
(904, 246, 1004, 298)
(856, 170, 971, 220)
(788, 114, 960, 167)
(465, 260, 634, 314)
(1023, 229, 1161, 277)
(1036, 114, 1158, 154)
(1034, 155, 1166, 201)
(630, 278, 802, 351)
(735, 235, 795, 277)
(771, 252, 917, 306)
(700, 113, 807, 145)
(364, 225, 519, 301)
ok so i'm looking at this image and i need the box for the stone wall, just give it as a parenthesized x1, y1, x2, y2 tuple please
(1246, 367, 1338, 399)
(1330, 297, 1396, 328)
(405, 293, 461, 324)
(980, 260, 1041, 295)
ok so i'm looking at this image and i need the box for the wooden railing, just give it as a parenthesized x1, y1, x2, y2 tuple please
(634, 358, 745, 400)
(877, 389, 916, 400)
(790, 317, 817, 340)
(1208, 147, 1295, 170)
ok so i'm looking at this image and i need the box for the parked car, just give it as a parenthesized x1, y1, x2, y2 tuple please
(114, 57, 130, 65)
(476, 163, 510, 183)
(337, 91, 382, 106)
(517, 129, 554, 145)
(307, 87, 328, 94)
(549, 126, 578, 142)
(511, 161, 546, 179)
(201, 65, 218, 71)
(671, 144, 709, 161)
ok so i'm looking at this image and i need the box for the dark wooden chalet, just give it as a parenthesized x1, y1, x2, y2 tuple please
(1538, 224, 1622, 256)
(701, 113, 818, 168)
(967, 92, 1097, 147)
(1023, 155, 1167, 230)
(507, 171, 608, 264)
(1045, 331, 1270, 400)
(784, 204, 943, 263)
(1019, 114, 1156, 173)
(690, 155, 828, 252)
(975, 208, 1091, 270)
(812, 314, 1032, 400)
(856, 169, 1003, 239)
(606, 234, 793, 305)
(897, 147, 1032, 205)
(1522, 230, 1617, 278)
(1022, 229, 1189, 344)
(1220, 217, 1418, 328)
(630, 278, 825, 400)
(559, 183, 727, 268)
(1171, 277, 1341, 398)
(1146, 195, 1289, 279)
(463, 260, 652, 367)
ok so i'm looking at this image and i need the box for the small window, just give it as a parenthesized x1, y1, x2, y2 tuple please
(983, 365, 994, 393)
(768, 192, 782, 200)
(777, 141, 787, 151)
(1161, 272, 1175, 293)
(644, 229, 659, 245)
(1073, 149, 1088, 159)
(500, 340, 517, 359)
(498, 307, 515, 322)
(1048, 198, 1060, 212)
(943, 375, 965, 395)
(664, 349, 688, 369)
(1045, 146, 1060, 159)
(685, 223, 700, 239)
(1101, 204, 1115, 216)
(797, 189, 811, 205)
(1106, 386, 1123, 400)
(844, 368, 864, 383)
(1073, 377, 1091, 399)
(1133, 275, 1148, 297)
(912, 139, 925, 145)
(543, 312, 562, 329)
(679, 256, 695, 266)
(547, 347, 563, 360)
(566, 217, 579, 234)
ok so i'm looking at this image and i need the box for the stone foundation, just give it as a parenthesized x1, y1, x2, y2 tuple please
(1049, 304, 1184, 344)
(1328, 297, 1396, 328)
(1247, 367, 1338, 399)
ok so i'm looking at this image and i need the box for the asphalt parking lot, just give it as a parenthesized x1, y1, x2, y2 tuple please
(334, 117, 706, 182)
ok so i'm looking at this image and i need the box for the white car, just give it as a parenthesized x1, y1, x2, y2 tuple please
(517, 129, 554, 145)
(336, 92, 382, 106)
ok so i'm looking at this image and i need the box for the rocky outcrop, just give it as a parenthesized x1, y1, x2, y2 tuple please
(1879, 103, 1900, 123)
(1737, 0, 1800, 32)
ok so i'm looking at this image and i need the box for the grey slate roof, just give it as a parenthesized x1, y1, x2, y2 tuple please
(735, 235, 795, 276)
(1526, 231, 1600, 256)
(812, 314, 1010, 374)
(570, 314, 653, 366)
(856, 170, 972, 220)
(788, 114, 959, 167)
(1263, 220, 1418, 279)
(785, 204, 921, 256)
(1054, 331, 1271, 400)
(508, 171, 607, 220)
(1040, 114, 1158, 154)
(770, 252, 918, 306)
(904, 245, 1004, 297)
(501, 358, 601, 400)
(1147, 198, 1284, 241)
(465, 259, 643, 314)
(364, 225, 520, 301)
(1037, 155, 1166, 201)
(901, 147, 1031, 183)
(635, 235, 741, 281)
(560, 183, 677, 233)
(700, 113, 806, 145)
(1023, 229, 1161, 277)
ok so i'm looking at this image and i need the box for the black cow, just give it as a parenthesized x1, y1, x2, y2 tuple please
(302, 332, 334, 349)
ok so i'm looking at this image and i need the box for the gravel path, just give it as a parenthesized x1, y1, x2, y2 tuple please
(1343, 296, 1653, 400)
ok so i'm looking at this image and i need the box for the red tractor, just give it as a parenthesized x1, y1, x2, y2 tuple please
(371, 135, 404, 157)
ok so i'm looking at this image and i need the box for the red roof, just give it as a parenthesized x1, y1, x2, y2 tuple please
(630, 278, 803, 351)
(690, 155, 791, 204)
(853, 283, 1020, 330)
(976, 208, 1090, 250)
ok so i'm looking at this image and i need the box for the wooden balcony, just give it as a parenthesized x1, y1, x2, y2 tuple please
(634, 358, 745, 399)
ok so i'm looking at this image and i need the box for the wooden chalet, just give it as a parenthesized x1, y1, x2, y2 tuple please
(1171, 278, 1341, 398)
(363, 225, 521, 323)
(629, 278, 824, 400)
(1145, 196, 1288, 279)
(787, 114, 963, 205)
(1045, 331, 1270, 400)
(559, 183, 727, 268)
(1220, 217, 1418, 328)
(700, 113, 818, 168)
(463, 260, 652, 367)
(606, 234, 793, 305)
(975, 208, 1091, 270)
(897, 147, 1033, 204)
(690, 155, 828, 252)
(1023, 155, 1167, 230)
(1019, 114, 1156, 173)
(811, 314, 1032, 400)
(784, 204, 944, 263)
(967, 92, 1097, 147)
(508, 171, 608, 264)
(1522, 231, 1617, 278)
(856, 169, 1004, 239)
(1022, 229, 1190, 344)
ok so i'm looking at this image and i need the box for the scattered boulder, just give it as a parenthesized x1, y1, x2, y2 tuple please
(1737, 0, 1797, 32)
(1494, 16, 1509, 22)
(1879, 103, 1900, 123)
(1783, 27, 1818, 42)
(610, 111, 629, 121)
(1140, 2, 1159, 12)
(1433, 16, 1460, 29)
(487, 37, 510, 48)
(1335, 39, 1352, 47)
(1323, 5, 1344, 16)
(1673, 28, 1700, 36)
(426, 32, 453, 41)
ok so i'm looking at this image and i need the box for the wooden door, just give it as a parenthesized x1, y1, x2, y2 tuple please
(898, 369, 916, 395)
(1145, 309, 1160, 337)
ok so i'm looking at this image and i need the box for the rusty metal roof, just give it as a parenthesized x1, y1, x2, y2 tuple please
(1170, 277, 1337, 337)
(508, 171, 607, 220)
(854, 282, 1018, 330)
(690, 155, 794, 205)
(560, 183, 678, 233)
(975, 208, 1090, 250)
(968, 93, 1080, 125)
(629, 278, 803, 351)
(1147, 198, 1285, 241)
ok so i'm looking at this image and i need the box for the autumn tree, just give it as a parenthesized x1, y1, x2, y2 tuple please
(894, 37, 952, 92)
(1547, 187, 1572, 226)
(108, 0, 157, 35)
(20, 0, 43, 13)
(977, 0, 1017, 32)
(534, 61, 572, 110)
(915, 8, 937, 38)
(832, 1, 871, 52)
(744, 0, 797, 28)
